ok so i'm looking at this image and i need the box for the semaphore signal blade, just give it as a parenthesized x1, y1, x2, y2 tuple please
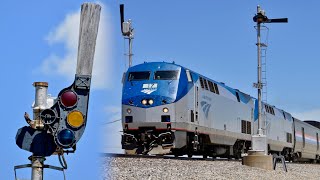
(120, 4, 125, 34)
(268, 18, 288, 23)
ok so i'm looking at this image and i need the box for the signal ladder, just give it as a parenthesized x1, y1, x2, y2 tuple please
(259, 25, 269, 103)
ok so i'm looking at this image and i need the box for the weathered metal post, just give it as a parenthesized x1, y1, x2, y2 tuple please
(31, 82, 48, 180)
(30, 156, 46, 180)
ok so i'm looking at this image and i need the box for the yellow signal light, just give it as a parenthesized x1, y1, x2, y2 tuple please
(67, 110, 84, 128)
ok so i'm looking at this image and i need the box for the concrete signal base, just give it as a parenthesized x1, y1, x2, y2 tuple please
(243, 151, 273, 170)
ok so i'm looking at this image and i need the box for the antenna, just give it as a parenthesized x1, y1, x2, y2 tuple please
(119, 4, 134, 68)
(253, 5, 288, 153)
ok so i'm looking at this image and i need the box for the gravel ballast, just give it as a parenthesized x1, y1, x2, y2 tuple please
(102, 157, 320, 180)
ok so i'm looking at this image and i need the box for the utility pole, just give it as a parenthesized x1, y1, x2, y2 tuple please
(243, 5, 287, 170)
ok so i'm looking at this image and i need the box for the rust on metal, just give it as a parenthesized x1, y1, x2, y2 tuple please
(33, 82, 48, 87)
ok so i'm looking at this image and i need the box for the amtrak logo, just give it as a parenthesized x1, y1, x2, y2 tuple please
(141, 83, 158, 94)
(201, 101, 211, 119)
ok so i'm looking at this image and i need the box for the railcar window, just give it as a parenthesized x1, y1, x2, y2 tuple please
(128, 71, 150, 81)
(154, 70, 179, 80)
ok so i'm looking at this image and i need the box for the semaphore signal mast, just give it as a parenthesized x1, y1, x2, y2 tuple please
(243, 5, 288, 170)
(253, 5, 288, 154)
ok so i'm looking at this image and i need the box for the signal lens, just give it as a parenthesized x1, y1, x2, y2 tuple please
(126, 108, 132, 114)
(141, 99, 147, 105)
(60, 90, 78, 108)
(57, 129, 75, 147)
(67, 111, 84, 128)
(148, 99, 154, 105)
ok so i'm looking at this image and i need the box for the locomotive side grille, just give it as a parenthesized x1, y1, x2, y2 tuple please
(241, 120, 251, 134)
(204, 79, 209, 90)
(286, 132, 292, 143)
(208, 81, 215, 93)
(241, 120, 246, 134)
(199, 77, 205, 88)
(246, 121, 251, 134)
(161, 115, 171, 122)
(190, 110, 194, 122)
(214, 83, 219, 94)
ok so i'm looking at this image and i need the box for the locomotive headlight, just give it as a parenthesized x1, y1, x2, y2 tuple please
(126, 108, 132, 114)
(141, 99, 147, 105)
(163, 107, 169, 113)
(148, 99, 154, 105)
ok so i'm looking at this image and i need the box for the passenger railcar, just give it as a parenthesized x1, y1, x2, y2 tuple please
(121, 61, 320, 161)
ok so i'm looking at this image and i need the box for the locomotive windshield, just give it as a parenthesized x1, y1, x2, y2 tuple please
(128, 71, 150, 81)
(154, 70, 179, 80)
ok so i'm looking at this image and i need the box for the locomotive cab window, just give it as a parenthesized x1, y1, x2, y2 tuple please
(154, 70, 179, 80)
(128, 71, 150, 81)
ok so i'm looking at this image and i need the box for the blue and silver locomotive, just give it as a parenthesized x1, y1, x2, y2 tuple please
(121, 61, 320, 161)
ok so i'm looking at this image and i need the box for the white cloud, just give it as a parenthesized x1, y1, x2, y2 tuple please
(291, 108, 320, 121)
(38, 3, 113, 90)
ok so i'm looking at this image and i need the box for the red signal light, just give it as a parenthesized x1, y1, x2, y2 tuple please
(60, 91, 78, 108)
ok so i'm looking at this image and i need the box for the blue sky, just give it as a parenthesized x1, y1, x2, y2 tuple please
(1, 0, 320, 179)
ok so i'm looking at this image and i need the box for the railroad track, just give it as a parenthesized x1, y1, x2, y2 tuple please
(103, 153, 320, 166)
(103, 153, 242, 162)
